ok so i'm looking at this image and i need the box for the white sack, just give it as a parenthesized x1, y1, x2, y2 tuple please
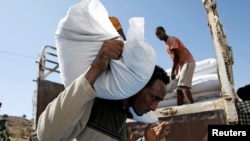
(194, 58, 217, 73)
(191, 74, 220, 94)
(196, 96, 220, 103)
(164, 77, 220, 100)
(166, 79, 178, 92)
(158, 90, 220, 108)
(165, 58, 217, 79)
(165, 58, 218, 92)
(186, 90, 220, 102)
(94, 17, 156, 99)
(193, 66, 217, 78)
(193, 58, 217, 78)
(158, 98, 177, 108)
(164, 91, 176, 100)
(56, 0, 156, 100)
(56, 0, 119, 87)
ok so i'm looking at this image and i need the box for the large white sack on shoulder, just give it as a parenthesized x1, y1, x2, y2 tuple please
(56, 0, 157, 123)
(55, 0, 118, 41)
(56, 40, 102, 87)
(110, 17, 157, 123)
(56, 0, 119, 87)
(94, 17, 156, 99)
(56, 0, 156, 100)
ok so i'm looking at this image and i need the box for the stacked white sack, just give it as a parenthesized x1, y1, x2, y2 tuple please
(159, 58, 220, 108)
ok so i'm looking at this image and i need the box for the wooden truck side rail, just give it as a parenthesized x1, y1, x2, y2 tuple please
(203, 0, 238, 124)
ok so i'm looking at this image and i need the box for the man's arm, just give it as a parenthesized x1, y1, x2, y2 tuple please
(36, 40, 124, 141)
(171, 49, 179, 79)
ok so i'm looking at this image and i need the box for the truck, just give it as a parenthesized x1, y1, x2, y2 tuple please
(31, 0, 239, 140)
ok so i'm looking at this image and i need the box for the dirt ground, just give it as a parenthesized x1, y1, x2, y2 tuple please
(5, 115, 33, 141)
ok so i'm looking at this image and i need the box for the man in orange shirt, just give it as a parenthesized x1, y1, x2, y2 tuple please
(155, 26, 195, 105)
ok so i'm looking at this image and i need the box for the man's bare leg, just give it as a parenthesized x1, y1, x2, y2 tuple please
(177, 89, 184, 105)
(181, 86, 194, 104)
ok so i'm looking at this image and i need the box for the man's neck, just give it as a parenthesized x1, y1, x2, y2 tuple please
(122, 99, 129, 109)
(164, 35, 169, 42)
(121, 99, 133, 118)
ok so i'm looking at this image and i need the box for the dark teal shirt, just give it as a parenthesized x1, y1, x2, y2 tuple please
(87, 98, 129, 141)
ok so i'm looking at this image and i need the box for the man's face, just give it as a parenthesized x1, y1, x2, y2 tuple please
(155, 29, 165, 41)
(131, 79, 167, 116)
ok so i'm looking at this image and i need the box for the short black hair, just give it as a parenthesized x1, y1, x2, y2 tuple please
(156, 26, 165, 32)
(237, 84, 250, 101)
(145, 65, 169, 88)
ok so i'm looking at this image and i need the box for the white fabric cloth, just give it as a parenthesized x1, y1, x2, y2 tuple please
(129, 107, 158, 123)
(56, 0, 156, 100)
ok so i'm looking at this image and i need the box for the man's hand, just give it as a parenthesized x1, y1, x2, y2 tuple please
(144, 122, 170, 141)
(171, 73, 176, 80)
(91, 39, 124, 70)
(85, 39, 124, 85)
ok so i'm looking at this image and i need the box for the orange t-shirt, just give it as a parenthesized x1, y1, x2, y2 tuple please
(166, 36, 195, 66)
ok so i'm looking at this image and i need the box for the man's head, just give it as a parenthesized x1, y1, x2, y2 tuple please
(155, 26, 167, 41)
(128, 65, 169, 116)
(237, 84, 250, 101)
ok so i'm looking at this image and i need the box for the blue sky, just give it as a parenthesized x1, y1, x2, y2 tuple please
(0, 0, 249, 119)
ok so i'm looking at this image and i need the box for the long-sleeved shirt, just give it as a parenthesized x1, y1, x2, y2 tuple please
(36, 74, 127, 141)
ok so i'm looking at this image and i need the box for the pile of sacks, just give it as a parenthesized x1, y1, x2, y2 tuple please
(158, 58, 221, 108)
